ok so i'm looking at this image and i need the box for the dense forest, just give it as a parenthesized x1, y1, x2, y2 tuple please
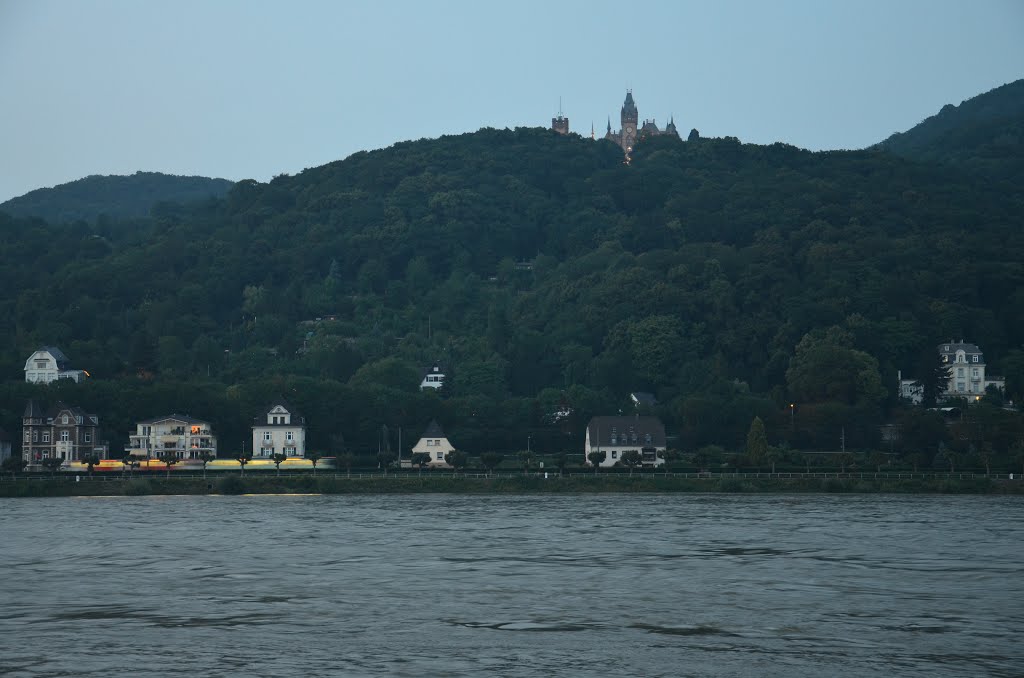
(2, 81, 1023, 470)
(0, 171, 234, 223)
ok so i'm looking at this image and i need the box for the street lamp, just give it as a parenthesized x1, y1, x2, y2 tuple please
(790, 403, 795, 427)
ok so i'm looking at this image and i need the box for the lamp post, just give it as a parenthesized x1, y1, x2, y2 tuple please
(790, 403, 795, 427)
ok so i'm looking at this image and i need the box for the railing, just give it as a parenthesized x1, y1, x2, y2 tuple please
(1, 470, 1020, 482)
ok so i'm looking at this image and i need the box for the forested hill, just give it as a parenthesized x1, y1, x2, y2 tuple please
(0, 171, 234, 223)
(873, 78, 1024, 181)
(1, 123, 1022, 457)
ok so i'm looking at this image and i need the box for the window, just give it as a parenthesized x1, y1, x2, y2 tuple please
(644, 433, 652, 444)
(610, 435, 618, 444)
(944, 345, 950, 351)
(84, 433, 91, 442)
(973, 369, 979, 377)
(32, 431, 38, 442)
(436, 452, 443, 460)
(264, 432, 272, 442)
(972, 355, 979, 363)
(24, 431, 30, 442)
(62, 415, 69, 425)
(611, 451, 618, 459)
(957, 381, 965, 391)
(286, 432, 294, 442)
(61, 431, 69, 442)
(426, 439, 433, 446)
(957, 368, 964, 377)
(36, 360, 47, 368)
(43, 432, 50, 443)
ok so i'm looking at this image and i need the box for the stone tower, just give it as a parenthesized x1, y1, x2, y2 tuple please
(620, 90, 638, 152)
(551, 113, 569, 135)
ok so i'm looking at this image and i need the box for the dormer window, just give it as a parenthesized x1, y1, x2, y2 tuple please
(62, 415, 68, 425)
(944, 345, 950, 351)
(972, 355, 979, 363)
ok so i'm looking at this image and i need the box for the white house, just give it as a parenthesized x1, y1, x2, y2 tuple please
(420, 364, 446, 391)
(899, 341, 1005, 403)
(24, 347, 86, 384)
(126, 415, 217, 460)
(410, 420, 454, 467)
(251, 401, 307, 458)
(585, 416, 666, 468)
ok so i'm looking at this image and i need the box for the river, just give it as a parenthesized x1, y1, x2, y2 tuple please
(1, 494, 1021, 677)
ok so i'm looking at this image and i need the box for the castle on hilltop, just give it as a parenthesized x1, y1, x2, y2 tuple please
(551, 91, 679, 158)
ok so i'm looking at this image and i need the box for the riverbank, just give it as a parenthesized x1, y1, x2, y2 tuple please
(1, 474, 1022, 497)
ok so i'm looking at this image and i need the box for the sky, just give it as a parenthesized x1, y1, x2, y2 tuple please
(0, 0, 1022, 203)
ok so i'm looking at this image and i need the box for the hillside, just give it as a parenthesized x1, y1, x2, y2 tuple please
(0, 171, 234, 223)
(873, 79, 1024, 181)
(1, 124, 1022, 463)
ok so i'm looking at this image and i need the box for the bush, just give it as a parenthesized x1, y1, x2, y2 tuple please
(217, 475, 245, 495)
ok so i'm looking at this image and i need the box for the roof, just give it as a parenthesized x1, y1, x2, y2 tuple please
(23, 399, 43, 418)
(422, 364, 446, 378)
(419, 419, 447, 439)
(264, 399, 304, 419)
(586, 416, 666, 447)
(938, 341, 983, 355)
(40, 346, 71, 369)
(631, 392, 658, 407)
(135, 414, 211, 426)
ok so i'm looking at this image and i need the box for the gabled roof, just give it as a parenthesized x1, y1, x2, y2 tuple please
(23, 399, 43, 418)
(264, 399, 304, 419)
(421, 363, 446, 378)
(586, 416, 666, 447)
(419, 419, 447, 439)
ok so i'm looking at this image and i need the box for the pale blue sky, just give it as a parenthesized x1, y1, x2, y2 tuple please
(1, 0, 1021, 203)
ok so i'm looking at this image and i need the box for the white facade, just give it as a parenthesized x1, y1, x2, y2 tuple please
(420, 364, 445, 390)
(126, 415, 217, 460)
(410, 420, 454, 466)
(24, 348, 85, 384)
(585, 416, 666, 468)
(252, 404, 306, 458)
(899, 341, 1005, 404)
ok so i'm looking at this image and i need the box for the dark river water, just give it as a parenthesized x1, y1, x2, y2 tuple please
(1, 494, 1022, 677)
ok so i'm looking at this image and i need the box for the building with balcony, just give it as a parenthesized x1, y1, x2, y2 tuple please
(21, 400, 107, 466)
(126, 415, 217, 460)
(251, 401, 306, 458)
(24, 347, 86, 384)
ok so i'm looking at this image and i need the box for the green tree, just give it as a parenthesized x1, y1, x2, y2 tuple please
(237, 451, 252, 476)
(480, 452, 503, 477)
(377, 450, 397, 475)
(765, 445, 784, 474)
(445, 450, 468, 475)
(2, 457, 27, 479)
(587, 450, 606, 473)
(411, 452, 431, 475)
(272, 453, 288, 476)
(339, 452, 356, 478)
(620, 450, 642, 475)
(307, 451, 322, 476)
(786, 328, 885, 406)
(158, 451, 179, 478)
(41, 457, 64, 475)
(199, 451, 216, 478)
(914, 351, 952, 408)
(81, 454, 101, 477)
(746, 416, 768, 466)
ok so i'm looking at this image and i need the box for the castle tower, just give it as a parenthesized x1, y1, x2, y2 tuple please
(620, 90, 638, 152)
(551, 98, 569, 135)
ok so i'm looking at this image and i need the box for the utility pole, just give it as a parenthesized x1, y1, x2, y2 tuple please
(841, 427, 846, 454)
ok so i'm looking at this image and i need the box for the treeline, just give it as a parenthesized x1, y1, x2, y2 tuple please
(1, 120, 1023, 466)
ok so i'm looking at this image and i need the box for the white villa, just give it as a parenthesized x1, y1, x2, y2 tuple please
(252, 401, 307, 458)
(899, 341, 1005, 403)
(126, 415, 217, 460)
(410, 420, 454, 467)
(24, 347, 86, 384)
(584, 416, 666, 468)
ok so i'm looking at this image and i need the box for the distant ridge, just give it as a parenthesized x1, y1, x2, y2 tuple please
(873, 79, 1024, 180)
(0, 171, 234, 223)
